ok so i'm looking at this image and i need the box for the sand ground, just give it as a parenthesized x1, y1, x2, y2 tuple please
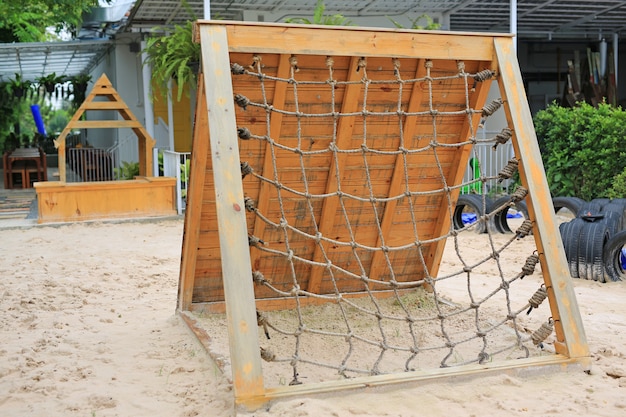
(1, 218, 626, 417)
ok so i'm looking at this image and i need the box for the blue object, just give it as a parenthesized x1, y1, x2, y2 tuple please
(461, 213, 477, 224)
(30, 104, 47, 136)
(621, 248, 626, 270)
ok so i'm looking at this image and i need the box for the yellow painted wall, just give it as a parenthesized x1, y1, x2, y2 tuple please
(152, 81, 193, 153)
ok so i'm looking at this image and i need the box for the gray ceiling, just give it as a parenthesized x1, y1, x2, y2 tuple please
(3, 0, 626, 83)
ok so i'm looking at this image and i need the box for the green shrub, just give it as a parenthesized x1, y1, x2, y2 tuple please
(533, 102, 626, 200)
(608, 168, 626, 199)
(114, 161, 140, 180)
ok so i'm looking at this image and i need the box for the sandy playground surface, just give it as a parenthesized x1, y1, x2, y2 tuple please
(1, 217, 626, 417)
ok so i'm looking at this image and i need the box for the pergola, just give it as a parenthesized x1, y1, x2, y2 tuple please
(1, 1, 626, 82)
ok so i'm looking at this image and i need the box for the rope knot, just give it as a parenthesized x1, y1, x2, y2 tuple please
(234, 94, 250, 110)
(521, 252, 540, 277)
(473, 69, 495, 82)
(244, 196, 256, 212)
(260, 347, 275, 362)
(498, 158, 518, 183)
(237, 127, 252, 140)
(252, 270, 267, 285)
(527, 284, 548, 314)
(240, 161, 253, 178)
(230, 63, 246, 75)
(516, 219, 534, 239)
(492, 127, 513, 150)
(531, 318, 554, 347)
(248, 235, 265, 247)
(511, 186, 528, 202)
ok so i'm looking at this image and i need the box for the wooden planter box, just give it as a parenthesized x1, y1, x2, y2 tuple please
(35, 176, 177, 223)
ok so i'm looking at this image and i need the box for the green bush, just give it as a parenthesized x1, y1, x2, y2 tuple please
(533, 102, 626, 200)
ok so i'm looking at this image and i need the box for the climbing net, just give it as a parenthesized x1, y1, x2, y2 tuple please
(204, 54, 556, 387)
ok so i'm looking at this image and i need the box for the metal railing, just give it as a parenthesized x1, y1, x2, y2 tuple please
(461, 134, 515, 196)
(66, 134, 139, 182)
(160, 149, 191, 215)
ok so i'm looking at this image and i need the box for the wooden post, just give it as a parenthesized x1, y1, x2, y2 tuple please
(494, 37, 589, 360)
(198, 24, 265, 404)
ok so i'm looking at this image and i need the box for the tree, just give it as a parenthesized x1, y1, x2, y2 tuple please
(0, 0, 106, 42)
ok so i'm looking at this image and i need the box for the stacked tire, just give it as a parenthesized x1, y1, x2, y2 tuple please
(453, 194, 528, 234)
(557, 197, 626, 282)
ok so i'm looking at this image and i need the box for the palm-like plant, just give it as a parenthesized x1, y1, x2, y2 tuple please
(285, 0, 353, 26)
(142, 20, 201, 101)
(387, 14, 442, 30)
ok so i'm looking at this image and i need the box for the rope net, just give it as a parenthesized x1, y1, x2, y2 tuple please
(199, 54, 555, 387)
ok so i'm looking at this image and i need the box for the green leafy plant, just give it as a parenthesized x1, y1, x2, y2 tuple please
(114, 161, 140, 180)
(68, 74, 92, 110)
(387, 14, 442, 30)
(36, 72, 67, 98)
(142, 20, 201, 101)
(180, 158, 191, 198)
(285, 0, 353, 26)
(607, 168, 626, 199)
(534, 101, 626, 200)
(6, 73, 33, 99)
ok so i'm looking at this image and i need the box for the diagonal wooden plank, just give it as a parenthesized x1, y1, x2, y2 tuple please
(178, 75, 209, 311)
(425, 61, 495, 281)
(494, 37, 589, 360)
(367, 59, 427, 280)
(250, 53, 292, 271)
(306, 55, 363, 294)
(198, 24, 265, 402)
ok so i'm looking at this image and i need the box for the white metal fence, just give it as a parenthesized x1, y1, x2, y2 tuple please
(66, 134, 138, 182)
(158, 149, 191, 215)
(462, 133, 515, 196)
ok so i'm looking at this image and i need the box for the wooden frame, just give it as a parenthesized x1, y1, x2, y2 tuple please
(38, 74, 176, 223)
(178, 21, 590, 411)
(54, 74, 156, 182)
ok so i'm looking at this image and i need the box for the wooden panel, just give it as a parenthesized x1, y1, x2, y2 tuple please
(35, 177, 176, 223)
(187, 27, 504, 305)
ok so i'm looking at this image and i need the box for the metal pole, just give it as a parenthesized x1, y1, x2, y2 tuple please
(613, 33, 619, 88)
(510, 0, 517, 52)
(204, 0, 211, 19)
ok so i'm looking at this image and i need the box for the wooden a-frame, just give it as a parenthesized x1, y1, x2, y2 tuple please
(178, 21, 590, 411)
(54, 74, 156, 182)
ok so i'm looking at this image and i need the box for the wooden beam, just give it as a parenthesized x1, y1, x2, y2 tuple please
(195, 21, 504, 61)
(426, 62, 495, 280)
(367, 59, 427, 280)
(199, 24, 265, 403)
(70, 120, 144, 129)
(306, 55, 363, 294)
(250, 53, 292, 273)
(178, 75, 209, 311)
(494, 37, 590, 360)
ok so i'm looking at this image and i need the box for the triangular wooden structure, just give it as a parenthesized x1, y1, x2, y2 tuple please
(179, 21, 590, 410)
(54, 74, 156, 181)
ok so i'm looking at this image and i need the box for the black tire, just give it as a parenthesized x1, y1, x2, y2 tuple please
(559, 219, 584, 279)
(491, 196, 528, 234)
(601, 202, 626, 232)
(552, 196, 585, 217)
(591, 198, 611, 208)
(578, 222, 610, 282)
(453, 194, 491, 233)
(577, 201, 603, 219)
(603, 230, 626, 282)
